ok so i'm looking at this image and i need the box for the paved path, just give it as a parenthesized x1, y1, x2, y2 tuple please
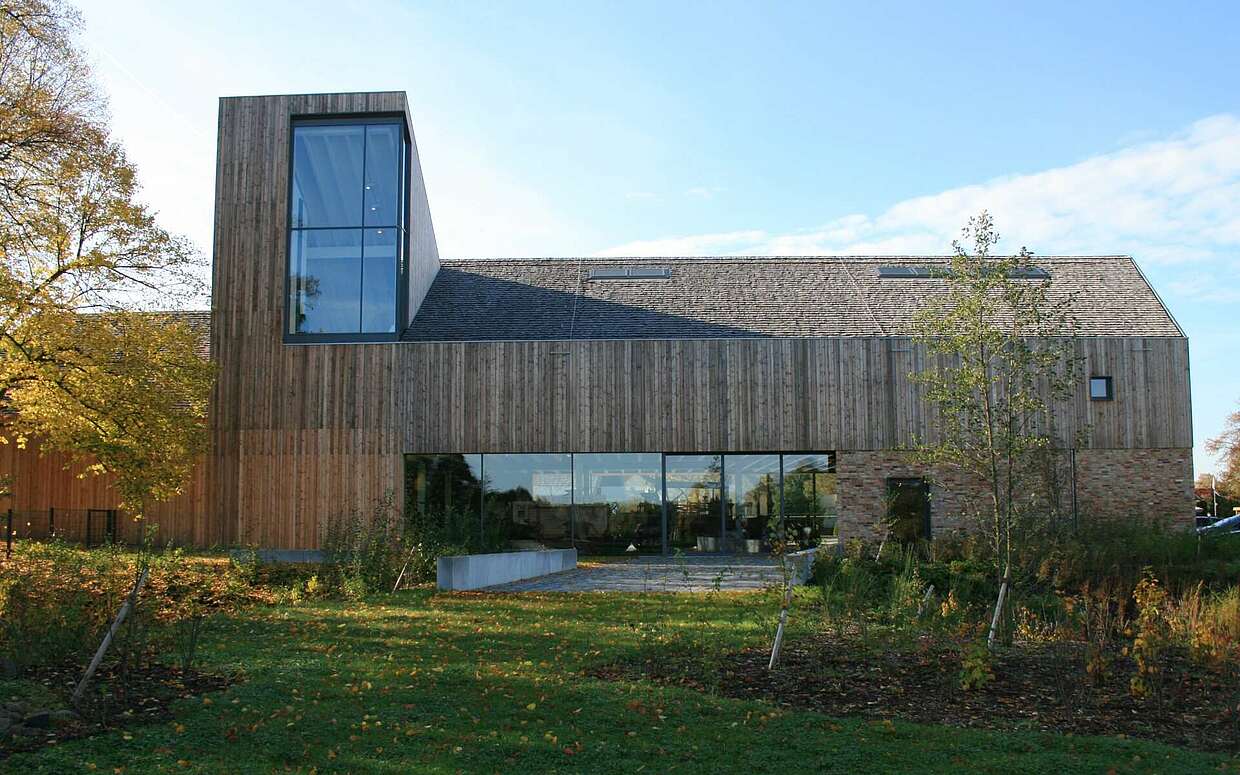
(483, 555, 788, 593)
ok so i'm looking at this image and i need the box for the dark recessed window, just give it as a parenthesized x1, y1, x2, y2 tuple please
(287, 118, 407, 338)
(1089, 376, 1114, 401)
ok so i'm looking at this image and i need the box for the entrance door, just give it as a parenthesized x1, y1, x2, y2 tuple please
(885, 478, 931, 543)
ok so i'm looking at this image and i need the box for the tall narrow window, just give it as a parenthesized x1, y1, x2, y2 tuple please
(288, 118, 407, 338)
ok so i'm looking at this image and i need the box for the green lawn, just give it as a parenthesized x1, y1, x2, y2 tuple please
(5, 589, 1234, 774)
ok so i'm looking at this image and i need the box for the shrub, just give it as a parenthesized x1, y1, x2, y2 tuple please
(1129, 571, 1170, 704)
(958, 636, 994, 690)
(322, 493, 405, 598)
(1158, 580, 1240, 669)
(321, 493, 505, 597)
(0, 541, 127, 673)
(1029, 520, 1240, 593)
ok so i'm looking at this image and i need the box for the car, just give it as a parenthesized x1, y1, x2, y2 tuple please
(1197, 512, 1240, 536)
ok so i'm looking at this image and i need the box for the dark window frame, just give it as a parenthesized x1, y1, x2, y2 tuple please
(1089, 375, 1114, 401)
(284, 113, 411, 344)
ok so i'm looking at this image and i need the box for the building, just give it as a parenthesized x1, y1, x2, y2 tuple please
(0, 91, 1195, 552)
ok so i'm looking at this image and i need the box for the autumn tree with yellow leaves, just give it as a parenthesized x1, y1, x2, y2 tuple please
(0, 1, 211, 513)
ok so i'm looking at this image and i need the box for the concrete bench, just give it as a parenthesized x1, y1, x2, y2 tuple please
(437, 548, 577, 591)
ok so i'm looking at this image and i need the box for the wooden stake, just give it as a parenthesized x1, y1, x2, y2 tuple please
(768, 561, 794, 670)
(392, 545, 418, 593)
(917, 584, 936, 618)
(987, 567, 1010, 652)
(72, 564, 149, 707)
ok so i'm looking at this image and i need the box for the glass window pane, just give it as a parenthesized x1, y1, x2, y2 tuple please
(361, 228, 398, 333)
(404, 454, 484, 547)
(722, 455, 780, 553)
(665, 455, 722, 553)
(887, 478, 931, 543)
(364, 124, 403, 227)
(573, 454, 663, 554)
(291, 125, 365, 227)
(288, 228, 362, 334)
(1090, 377, 1111, 399)
(782, 453, 838, 546)
(483, 454, 572, 549)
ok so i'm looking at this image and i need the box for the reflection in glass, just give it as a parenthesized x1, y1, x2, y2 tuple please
(288, 228, 362, 334)
(288, 120, 405, 337)
(404, 454, 484, 545)
(401, 451, 840, 556)
(364, 124, 403, 227)
(724, 455, 781, 553)
(572, 454, 663, 554)
(361, 229, 398, 333)
(484, 454, 573, 549)
(291, 125, 365, 228)
(665, 455, 722, 552)
(886, 477, 930, 543)
(782, 453, 838, 547)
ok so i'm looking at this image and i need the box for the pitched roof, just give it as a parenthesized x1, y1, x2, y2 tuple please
(402, 256, 1183, 341)
(174, 310, 212, 358)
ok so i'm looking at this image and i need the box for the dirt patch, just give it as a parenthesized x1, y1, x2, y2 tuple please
(592, 636, 1240, 752)
(0, 661, 235, 757)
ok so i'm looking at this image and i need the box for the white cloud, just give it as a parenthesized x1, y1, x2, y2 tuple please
(597, 116, 1240, 479)
(600, 115, 1240, 263)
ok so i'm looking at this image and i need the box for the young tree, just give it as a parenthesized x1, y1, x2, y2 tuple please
(1206, 405, 1240, 501)
(910, 212, 1080, 584)
(0, 1, 210, 513)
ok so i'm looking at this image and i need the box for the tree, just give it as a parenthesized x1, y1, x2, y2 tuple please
(1206, 405, 1240, 501)
(909, 212, 1080, 582)
(0, 1, 210, 513)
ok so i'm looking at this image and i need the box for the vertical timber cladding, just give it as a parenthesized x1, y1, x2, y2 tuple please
(209, 92, 428, 550)
(398, 336, 1192, 454)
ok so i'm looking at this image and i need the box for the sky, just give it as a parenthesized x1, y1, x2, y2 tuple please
(73, 0, 1239, 476)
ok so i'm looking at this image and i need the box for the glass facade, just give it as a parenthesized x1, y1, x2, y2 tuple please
(666, 455, 723, 552)
(288, 119, 407, 337)
(404, 452, 837, 555)
(573, 453, 663, 554)
(483, 454, 572, 548)
(724, 454, 781, 552)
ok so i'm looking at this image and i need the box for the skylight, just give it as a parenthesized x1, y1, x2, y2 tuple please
(588, 267, 672, 280)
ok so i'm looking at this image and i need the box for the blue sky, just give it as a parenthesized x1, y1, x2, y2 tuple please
(75, 0, 1239, 475)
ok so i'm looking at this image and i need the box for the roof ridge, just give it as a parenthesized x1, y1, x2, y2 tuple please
(438, 254, 1135, 264)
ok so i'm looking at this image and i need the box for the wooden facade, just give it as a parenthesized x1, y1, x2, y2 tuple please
(0, 92, 1195, 549)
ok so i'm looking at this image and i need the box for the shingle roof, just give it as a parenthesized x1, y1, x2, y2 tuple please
(175, 310, 212, 358)
(144, 310, 211, 358)
(402, 256, 1183, 341)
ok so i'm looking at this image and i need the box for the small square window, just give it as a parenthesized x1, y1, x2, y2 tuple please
(1089, 376, 1113, 401)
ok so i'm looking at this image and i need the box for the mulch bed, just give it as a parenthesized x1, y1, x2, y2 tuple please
(592, 636, 1240, 752)
(1, 661, 235, 757)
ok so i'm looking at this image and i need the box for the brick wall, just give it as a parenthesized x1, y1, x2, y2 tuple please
(835, 447, 1194, 543)
(1073, 448, 1194, 526)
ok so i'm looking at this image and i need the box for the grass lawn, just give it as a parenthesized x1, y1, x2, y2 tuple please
(5, 588, 1235, 774)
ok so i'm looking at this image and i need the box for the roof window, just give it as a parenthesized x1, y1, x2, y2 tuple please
(588, 267, 672, 280)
